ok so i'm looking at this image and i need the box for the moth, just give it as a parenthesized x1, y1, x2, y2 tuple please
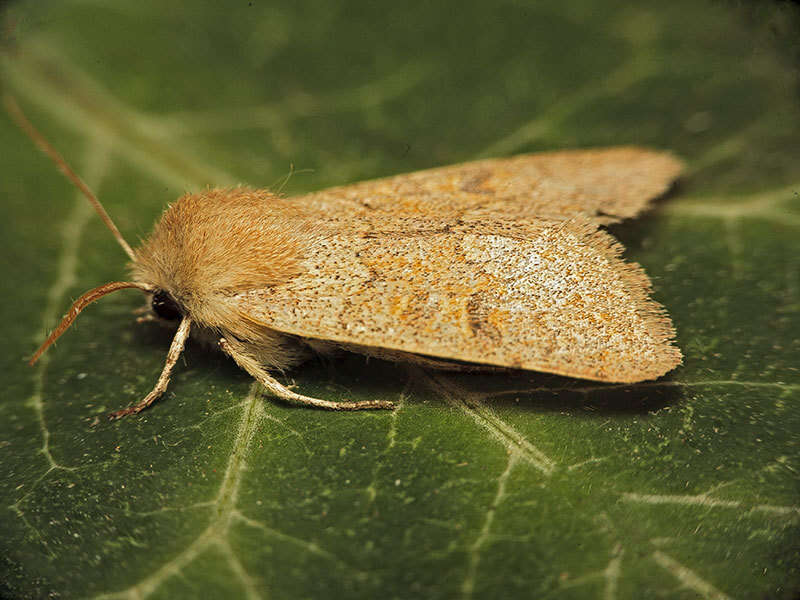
(7, 95, 683, 419)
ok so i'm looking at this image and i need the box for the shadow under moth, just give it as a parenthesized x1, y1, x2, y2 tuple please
(7, 95, 683, 420)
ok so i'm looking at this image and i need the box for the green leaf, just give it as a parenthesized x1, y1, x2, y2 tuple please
(2, 1, 799, 598)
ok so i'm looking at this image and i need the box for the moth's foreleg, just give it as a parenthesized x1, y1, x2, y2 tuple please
(108, 316, 192, 419)
(219, 337, 394, 411)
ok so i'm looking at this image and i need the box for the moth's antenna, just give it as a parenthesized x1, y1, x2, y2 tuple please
(28, 281, 154, 366)
(3, 94, 137, 261)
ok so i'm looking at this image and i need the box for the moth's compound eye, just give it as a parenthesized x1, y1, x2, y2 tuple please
(152, 290, 182, 321)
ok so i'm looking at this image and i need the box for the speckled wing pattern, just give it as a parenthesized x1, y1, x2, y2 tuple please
(242, 147, 683, 382)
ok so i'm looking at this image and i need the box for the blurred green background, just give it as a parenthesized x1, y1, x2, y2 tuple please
(1, 1, 799, 598)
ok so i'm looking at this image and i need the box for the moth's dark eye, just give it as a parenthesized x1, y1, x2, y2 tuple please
(152, 290, 182, 321)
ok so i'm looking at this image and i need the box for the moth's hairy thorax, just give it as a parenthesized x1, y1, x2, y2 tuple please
(132, 188, 314, 349)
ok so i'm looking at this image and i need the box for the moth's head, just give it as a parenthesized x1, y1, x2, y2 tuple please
(130, 188, 312, 336)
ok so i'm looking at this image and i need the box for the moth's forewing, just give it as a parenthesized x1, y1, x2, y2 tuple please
(243, 217, 680, 383)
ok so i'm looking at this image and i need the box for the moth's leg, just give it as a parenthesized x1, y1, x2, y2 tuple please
(108, 316, 192, 419)
(219, 337, 394, 411)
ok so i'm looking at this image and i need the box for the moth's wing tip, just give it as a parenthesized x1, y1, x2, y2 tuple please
(612, 145, 686, 179)
(659, 151, 687, 181)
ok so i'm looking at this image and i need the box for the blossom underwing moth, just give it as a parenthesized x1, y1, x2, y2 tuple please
(6, 95, 682, 420)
